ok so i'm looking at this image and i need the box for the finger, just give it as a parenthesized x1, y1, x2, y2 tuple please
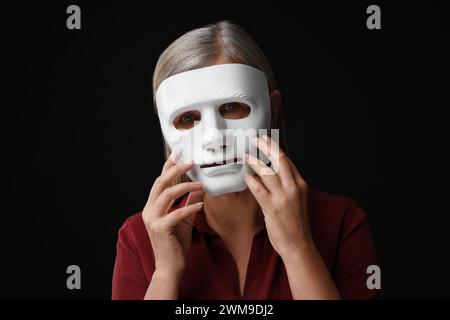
(148, 152, 179, 204)
(161, 152, 178, 174)
(153, 181, 203, 216)
(148, 161, 195, 205)
(286, 156, 307, 187)
(162, 202, 203, 229)
(254, 135, 296, 187)
(244, 173, 271, 207)
(244, 153, 280, 192)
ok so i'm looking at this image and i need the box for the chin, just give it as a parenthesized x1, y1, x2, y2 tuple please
(188, 167, 252, 196)
(205, 180, 249, 196)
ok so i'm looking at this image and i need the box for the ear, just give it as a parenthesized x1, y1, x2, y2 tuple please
(270, 89, 282, 128)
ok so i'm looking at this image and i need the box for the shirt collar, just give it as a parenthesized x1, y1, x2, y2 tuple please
(176, 192, 267, 237)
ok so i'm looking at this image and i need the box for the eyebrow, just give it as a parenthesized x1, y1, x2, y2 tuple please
(165, 103, 195, 121)
(218, 89, 250, 101)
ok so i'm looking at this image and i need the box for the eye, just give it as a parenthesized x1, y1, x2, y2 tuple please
(219, 102, 251, 119)
(173, 110, 201, 130)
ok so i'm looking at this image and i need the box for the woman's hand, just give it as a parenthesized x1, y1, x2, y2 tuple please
(243, 135, 312, 260)
(244, 135, 340, 299)
(142, 154, 204, 277)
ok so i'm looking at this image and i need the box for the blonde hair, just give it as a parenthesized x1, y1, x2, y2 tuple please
(152, 20, 288, 184)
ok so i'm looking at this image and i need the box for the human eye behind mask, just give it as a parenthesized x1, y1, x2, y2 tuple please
(172, 102, 251, 130)
(173, 110, 201, 130)
(218, 102, 251, 120)
(156, 63, 271, 196)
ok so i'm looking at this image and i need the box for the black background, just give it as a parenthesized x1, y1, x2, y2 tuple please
(2, 1, 447, 299)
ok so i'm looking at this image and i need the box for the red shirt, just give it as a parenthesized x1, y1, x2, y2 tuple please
(112, 188, 379, 300)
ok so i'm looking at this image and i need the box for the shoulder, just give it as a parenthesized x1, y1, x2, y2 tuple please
(116, 212, 151, 258)
(307, 188, 372, 266)
(308, 187, 366, 226)
(117, 193, 190, 254)
(308, 189, 379, 299)
(118, 212, 146, 240)
(112, 212, 153, 299)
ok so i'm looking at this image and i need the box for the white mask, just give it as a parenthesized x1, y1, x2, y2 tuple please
(155, 63, 271, 196)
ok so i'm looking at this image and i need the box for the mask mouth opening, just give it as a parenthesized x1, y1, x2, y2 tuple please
(200, 157, 242, 169)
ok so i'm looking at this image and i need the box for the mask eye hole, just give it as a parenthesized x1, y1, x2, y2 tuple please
(173, 110, 201, 130)
(219, 102, 251, 119)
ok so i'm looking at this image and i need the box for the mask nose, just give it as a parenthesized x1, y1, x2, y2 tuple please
(201, 108, 229, 156)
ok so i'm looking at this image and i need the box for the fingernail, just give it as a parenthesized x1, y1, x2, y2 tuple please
(196, 202, 203, 206)
(169, 152, 178, 161)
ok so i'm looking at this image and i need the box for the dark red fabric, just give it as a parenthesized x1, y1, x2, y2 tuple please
(112, 188, 379, 300)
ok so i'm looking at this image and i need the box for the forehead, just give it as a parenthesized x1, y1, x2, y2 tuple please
(155, 64, 268, 115)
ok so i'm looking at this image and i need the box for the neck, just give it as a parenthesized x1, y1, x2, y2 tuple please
(203, 188, 265, 238)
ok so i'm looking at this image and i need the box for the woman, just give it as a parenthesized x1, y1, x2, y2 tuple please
(112, 21, 379, 300)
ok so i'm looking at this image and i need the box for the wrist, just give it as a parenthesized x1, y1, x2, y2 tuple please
(153, 268, 184, 283)
(146, 269, 183, 300)
(280, 241, 317, 264)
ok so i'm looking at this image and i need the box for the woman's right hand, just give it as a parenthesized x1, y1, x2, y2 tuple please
(142, 153, 204, 277)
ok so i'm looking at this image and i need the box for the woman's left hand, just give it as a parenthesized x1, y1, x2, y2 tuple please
(244, 135, 313, 260)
